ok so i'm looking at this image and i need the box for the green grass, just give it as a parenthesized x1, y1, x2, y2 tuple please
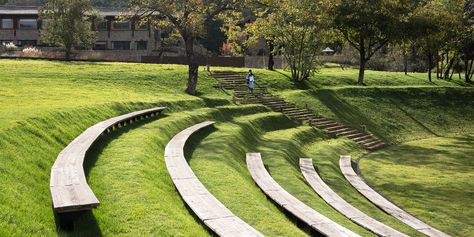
(280, 87, 474, 144)
(0, 59, 226, 131)
(1, 59, 473, 236)
(360, 135, 474, 236)
(211, 66, 472, 91)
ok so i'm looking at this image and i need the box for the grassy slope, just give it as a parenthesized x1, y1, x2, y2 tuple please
(1, 59, 473, 236)
(281, 87, 474, 143)
(0, 60, 225, 131)
(0, 59, 227, 236)
(360, 135, 474, 236)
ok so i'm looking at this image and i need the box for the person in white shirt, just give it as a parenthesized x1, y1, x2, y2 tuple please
(247, 70, 255, 93)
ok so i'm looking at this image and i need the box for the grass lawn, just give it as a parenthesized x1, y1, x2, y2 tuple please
(359, 135, 474, 236)
(0, 59, 225, 131)
(0, 59, 473, 236)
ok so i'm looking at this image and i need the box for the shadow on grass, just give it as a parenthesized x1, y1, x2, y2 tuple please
(309, 89, 386, 140)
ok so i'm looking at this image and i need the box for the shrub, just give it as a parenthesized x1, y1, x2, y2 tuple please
(21, 47, 42, 57)
(3, 42, 18, 51)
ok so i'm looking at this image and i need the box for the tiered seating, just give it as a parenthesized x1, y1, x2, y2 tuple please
(164, 121, 263, 237)
(339, 156, 450, 237)
(246, 153, 359, 237)
(300, 158, 408, 237)
(50, 107, 166, 213)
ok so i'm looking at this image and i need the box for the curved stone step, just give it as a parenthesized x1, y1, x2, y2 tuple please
(50, 107, 166, 214)
(247, 153, 360, 237)
(164, 122, 263, 237)
(339, 156, 450, 237)
(300, 158, 408, 237)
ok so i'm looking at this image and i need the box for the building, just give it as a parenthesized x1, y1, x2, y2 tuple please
(0, 6, 159, 52)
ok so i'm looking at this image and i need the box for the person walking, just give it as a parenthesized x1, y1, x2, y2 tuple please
(247, 70, 255, 94)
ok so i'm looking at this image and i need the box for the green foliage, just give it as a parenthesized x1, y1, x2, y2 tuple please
(244, 0, 332, 81)
(333, 0, 422, 84)
(39, 0, 97, 59)
(128, 0, 242, 95)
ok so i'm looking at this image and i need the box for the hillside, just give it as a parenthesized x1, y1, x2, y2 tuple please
(0, 59, 472, 236)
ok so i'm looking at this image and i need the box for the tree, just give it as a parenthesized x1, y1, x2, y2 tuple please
(412, 0, 466, 82)
(461, 0, 474, 82)
(39, 0, 96, 59)
(245, 0, 331, 81)
(130, 0, 240, 95)
(333, 0, 420, 85)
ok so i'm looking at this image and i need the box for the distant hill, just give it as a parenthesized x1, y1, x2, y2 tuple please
(2, 0, 128, 8)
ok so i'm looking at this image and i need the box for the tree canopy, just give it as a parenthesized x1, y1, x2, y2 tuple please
(39, 0, 96, 59)
(129, 0, 242, 95)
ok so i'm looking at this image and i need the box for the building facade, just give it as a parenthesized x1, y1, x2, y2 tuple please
(0, 6, 159, 52)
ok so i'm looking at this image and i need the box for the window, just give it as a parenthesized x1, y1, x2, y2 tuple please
(111, 21, 130, 30)
(0, 40, 14, 45)
(94, 41, 107, 50)
(1, 19, 13, 29)
(136, 41, 147, 50)
(97, 20, 107, 31)
(18, 19, 37, 29)
(112, 41, 130, 50)
(17, 40, 37, 46)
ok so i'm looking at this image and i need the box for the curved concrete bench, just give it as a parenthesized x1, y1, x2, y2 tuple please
(246, 153, 359, 237)
(300, 158, 408, 237)
(164, 121, 263, 237)
(50, 107, 166, 213)
(339, 156, 450, 237)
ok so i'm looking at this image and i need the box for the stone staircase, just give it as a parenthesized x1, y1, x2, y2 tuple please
(211, 71, 386, 151)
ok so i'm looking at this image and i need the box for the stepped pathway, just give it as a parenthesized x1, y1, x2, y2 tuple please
(339, 156, 450, 237)
(211, 71, 386, 151)
(300, 158, 408, 237)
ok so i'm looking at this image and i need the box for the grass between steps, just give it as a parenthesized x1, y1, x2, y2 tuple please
(359, 135, 474, 236)
(72, 106, 309, 236)
(254, 127, 424, 236)
(0, 99, 227, 237)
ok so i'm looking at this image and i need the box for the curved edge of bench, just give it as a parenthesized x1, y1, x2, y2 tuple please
(164, 121, 263, 237)
(299, 158, 408, 237)
(50, 107, 166, 213)
(246, 152, 359, 237)
(339, 155, 450, 237)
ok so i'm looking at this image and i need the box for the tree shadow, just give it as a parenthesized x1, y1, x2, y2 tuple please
(389, 99, 440, 137)
(309, 89, 386, 140)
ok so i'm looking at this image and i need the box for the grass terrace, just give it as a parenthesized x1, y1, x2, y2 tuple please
(0, 59, 473, 236)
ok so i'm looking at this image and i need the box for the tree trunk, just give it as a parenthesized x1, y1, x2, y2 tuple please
(184, 36, 199, 95)
(358, 56, 366, 85)
(403, 50, 408, 75)
(466, 60, 469, 82)
(466, 60, 473, 83)
(268, 40, 275, 71)
(65, 46, 72, 60)
(428, 53, 432, 82)
(444, 55, 455, 80)
(436, 54, 441, 79)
